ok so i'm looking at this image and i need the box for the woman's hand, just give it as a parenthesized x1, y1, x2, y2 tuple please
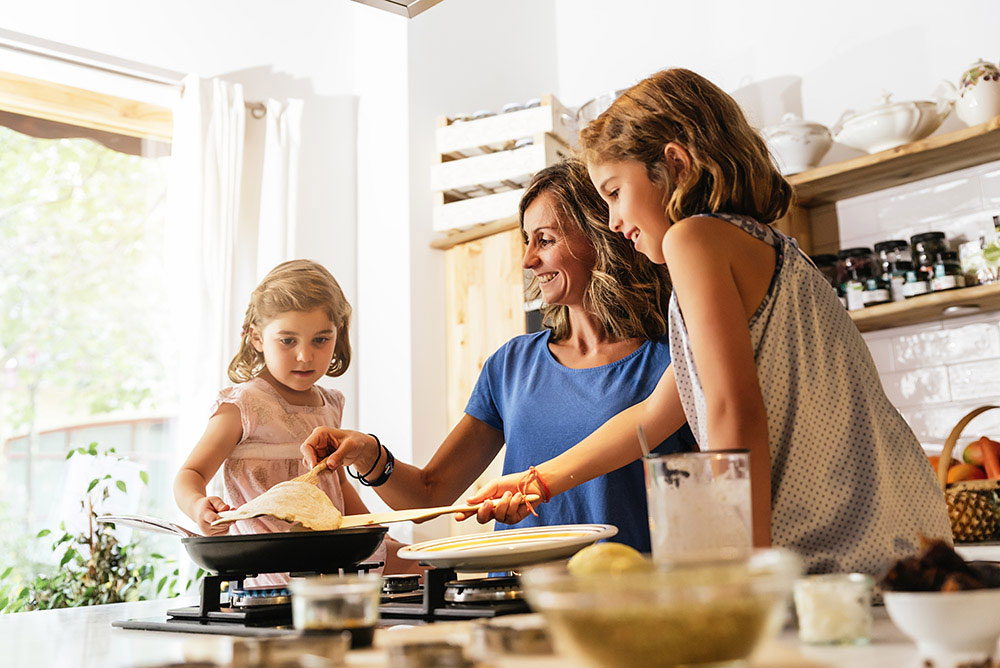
(193, 495, 232, 536)
(459, 472, 543, 524)
(300, 427, 380, 474)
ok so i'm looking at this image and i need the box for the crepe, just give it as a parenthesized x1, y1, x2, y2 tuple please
(213, 480, 343, 531)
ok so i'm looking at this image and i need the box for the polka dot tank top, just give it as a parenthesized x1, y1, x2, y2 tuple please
(668, 213, 952, 575)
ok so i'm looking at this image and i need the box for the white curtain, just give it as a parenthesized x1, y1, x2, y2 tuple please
(165, 75, 303, 481)
(257, 99, 303, 279)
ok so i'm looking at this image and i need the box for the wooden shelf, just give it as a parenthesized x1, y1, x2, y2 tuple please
(849, 283, 1000, 332)
(789, 117, 1000, 206)
(430, 217, 518, 250)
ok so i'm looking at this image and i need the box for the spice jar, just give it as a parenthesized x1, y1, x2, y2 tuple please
(874, 240, 912, 302)
(837, 248, 876, 310)
(810, 254, 838, 287)
(930, 251, 967, 292)
(911, 232, 948, 282)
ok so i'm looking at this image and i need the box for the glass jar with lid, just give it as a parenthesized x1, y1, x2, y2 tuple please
(930, 251, 967, 292)
(837, 247, 875, 310)
(873, 240, 911, 302)
(910, 232, 948, 282)
(811, 254, 846, 308)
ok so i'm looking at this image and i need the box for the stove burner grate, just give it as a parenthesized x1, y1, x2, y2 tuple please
(444, 576, 522, 604)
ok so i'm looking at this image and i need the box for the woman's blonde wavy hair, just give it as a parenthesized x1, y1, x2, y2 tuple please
(579, 68, 792, 226)
(520, 159, 671, 342)
(228, 259, 352, 382)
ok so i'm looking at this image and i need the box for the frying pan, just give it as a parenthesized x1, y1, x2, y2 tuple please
(98, 514, 386, 576)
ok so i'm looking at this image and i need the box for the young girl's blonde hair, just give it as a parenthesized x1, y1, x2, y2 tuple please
(579, 68, 792, 226)
(519, 159, 671, 342)
(228, 260, 352, 382)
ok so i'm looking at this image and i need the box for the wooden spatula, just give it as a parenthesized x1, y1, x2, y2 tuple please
(293, 453, 335, 485)
(338, 494, 542, 528)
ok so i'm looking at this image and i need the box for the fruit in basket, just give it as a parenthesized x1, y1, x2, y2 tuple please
(947, 486, 1000, 543)
(928, 455, 957, 472)
(963, 441, 985, 466)
(947, 463, 987, 483)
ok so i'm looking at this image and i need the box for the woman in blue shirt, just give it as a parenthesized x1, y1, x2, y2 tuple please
(301, 159, 693, 552)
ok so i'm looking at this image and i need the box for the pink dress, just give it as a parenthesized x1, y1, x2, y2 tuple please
(214, 377, 384, 585)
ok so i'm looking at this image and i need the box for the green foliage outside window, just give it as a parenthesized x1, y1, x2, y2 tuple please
(0, 443, 201, 612)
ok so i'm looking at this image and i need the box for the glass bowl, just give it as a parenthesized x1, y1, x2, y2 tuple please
(520, 548, 801, 668)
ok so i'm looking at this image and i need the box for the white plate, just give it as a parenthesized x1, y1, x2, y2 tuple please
(397, 523, 618, 571)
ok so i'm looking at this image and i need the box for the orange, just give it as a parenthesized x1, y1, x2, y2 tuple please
(947, 463, 988, 484)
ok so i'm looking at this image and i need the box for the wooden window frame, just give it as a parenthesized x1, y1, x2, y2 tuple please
(0, 70, 172, 141)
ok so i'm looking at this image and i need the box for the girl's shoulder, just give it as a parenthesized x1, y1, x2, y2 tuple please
(315, 384, 346, 411)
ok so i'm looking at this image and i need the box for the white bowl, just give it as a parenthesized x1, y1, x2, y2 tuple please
(832, 93, 951, 154)
(763, 113, 832, 175)
(883, 588, 1000, 666)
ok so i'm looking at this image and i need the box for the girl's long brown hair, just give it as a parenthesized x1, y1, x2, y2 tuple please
(519, 159, 671, 342)
(579, 68, 791, 225)
(228, 259, 352, 382)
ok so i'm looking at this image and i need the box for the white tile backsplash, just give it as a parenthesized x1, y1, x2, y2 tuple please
(882, 367, 950, 408)
(841, 161, 1000, 449)
(891, 322, 1000, 371)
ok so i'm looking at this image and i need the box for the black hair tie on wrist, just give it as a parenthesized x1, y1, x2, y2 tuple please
(358, 433, 394, 487)
(347, 435, 382, 481)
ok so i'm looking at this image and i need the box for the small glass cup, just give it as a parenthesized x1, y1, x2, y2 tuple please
(289, 573, 382, 648)
(643, 450, 752, 566)
(793, 573, 874, 645)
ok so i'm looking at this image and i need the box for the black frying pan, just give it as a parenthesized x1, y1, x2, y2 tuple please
(98, 514, 386, 576)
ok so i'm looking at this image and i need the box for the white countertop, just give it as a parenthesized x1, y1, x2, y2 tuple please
(0, 595, 938, 668)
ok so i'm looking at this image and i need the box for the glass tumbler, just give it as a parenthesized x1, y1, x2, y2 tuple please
(290, 573, 382, 648)
(643, 450, 752, 566)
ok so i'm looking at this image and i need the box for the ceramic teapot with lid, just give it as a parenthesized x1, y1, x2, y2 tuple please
(945, 59, 1000, 127)
(761, 113, 832, 175)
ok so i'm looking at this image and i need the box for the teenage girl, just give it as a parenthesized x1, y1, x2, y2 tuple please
(467, 69, 951, 575)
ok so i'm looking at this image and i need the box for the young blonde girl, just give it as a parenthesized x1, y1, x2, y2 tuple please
(469, 69, 951, 575)
(174, 260, 413, 583)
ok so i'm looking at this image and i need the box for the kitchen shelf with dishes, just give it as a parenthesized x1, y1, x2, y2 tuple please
(774, 115, 1000, 334)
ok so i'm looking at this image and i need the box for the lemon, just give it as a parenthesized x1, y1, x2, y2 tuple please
(567, 542, 650, 575)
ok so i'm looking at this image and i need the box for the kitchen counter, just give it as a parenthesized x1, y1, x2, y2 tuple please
(0, 595, 939, 668)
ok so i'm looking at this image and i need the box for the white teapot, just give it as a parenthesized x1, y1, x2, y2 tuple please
(948, 59, 1000, 127)
(762, 113, 832, 175)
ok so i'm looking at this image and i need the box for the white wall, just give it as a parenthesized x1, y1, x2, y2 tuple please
(554, 0, 996, 164)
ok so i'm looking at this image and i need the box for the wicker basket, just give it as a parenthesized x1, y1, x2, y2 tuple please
(936, 405, 1000, 543)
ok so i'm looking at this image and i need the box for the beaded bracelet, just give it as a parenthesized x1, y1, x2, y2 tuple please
(347, 435, 382, 482)
(358, 434, 395, 487)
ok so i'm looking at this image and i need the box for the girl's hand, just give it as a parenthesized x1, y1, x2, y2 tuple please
(300, 427, 380, 474)
(459, 473, 542, 524)
(194, 496, 232, 536)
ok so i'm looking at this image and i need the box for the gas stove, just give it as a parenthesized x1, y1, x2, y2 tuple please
(112, 566, 530, 636)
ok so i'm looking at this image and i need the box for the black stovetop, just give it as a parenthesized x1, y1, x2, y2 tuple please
(113, 566, 530, 635)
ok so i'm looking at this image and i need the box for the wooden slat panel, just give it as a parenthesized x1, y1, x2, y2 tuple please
(0, 70, 172, 142)
(444, 229, 526, 537)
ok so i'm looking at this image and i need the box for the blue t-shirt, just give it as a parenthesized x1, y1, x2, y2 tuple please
(464, 330, 695, 553)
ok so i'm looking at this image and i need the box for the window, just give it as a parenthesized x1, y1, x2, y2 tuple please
(0, 71, 176, 574)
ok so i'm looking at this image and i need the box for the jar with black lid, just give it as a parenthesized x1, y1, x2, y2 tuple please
(910, 232, 948, 283)
(930, 251, 967, 292)
(811, 254, 844, 307)
(874, 240, 911, 302)
(837, 247, 877, 310)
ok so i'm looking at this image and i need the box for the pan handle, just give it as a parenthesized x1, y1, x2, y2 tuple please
(97, 514, 198, 538)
